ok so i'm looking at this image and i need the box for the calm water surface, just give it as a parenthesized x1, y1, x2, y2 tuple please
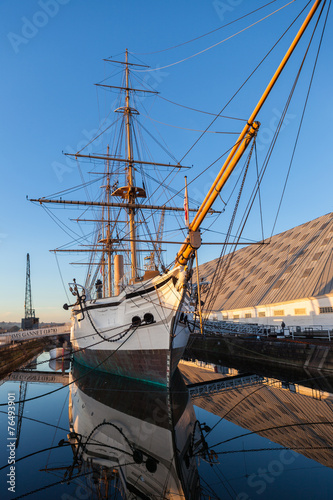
(1, 349, 333, 499)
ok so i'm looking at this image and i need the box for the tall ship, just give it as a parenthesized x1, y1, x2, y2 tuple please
(31, 0, 326, 385)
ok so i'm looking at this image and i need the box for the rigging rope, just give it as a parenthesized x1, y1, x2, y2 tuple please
(203, 137, 258, 317)
(156, 94, 246, 122)
(129, 0, 284, 56)
(178, 0, 312, 163)
(54, 252, 70, 302)
(270, 0, 331, 237)
(130, 1, 297, 72)
(43, 3, 313, 272)
(200, 0, 329, 318)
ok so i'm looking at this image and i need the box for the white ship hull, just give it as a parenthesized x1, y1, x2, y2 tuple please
(70, 266, 192, 385)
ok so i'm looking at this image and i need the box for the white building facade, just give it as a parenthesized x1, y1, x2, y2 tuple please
(200, 213, 333, 330)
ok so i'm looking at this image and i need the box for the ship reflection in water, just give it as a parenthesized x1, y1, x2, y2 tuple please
(2, 352, 333, 498)
(66, 364, 203, 499)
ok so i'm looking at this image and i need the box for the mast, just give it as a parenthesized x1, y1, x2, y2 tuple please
(29, 51, 219, 288)
(125, 49, 137, 282)
(175, 0, 323, 267)
(106, 145, 112, 295)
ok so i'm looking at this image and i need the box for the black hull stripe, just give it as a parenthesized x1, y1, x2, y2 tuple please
(80, 275, 174, 313)
(81, 301, 122, 312)
(125, 275, 174, 299)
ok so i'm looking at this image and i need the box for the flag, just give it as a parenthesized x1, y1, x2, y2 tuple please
(184, 176, 189, 228)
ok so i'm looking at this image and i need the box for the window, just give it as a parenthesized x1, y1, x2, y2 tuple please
(319, 307, 333, 314)
(313, 252, 323, 261)
(259, 271, 267, 279)
(222, 314, 228, 320)
(295, 308, 306, 315)
(285, 267, 294, 273)
(274, 309, 285, 316)
(258, 311, 266, 317)
(245, 313, 252, 318)
(310, 221, 319, 228)
(233, 314, 240, 319)
(273, 279, 284, 289)
(302, 269, 313, 278)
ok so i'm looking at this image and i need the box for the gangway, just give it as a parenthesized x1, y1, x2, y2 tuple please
(189, 319, 278, 336)
(188, 373, 264, 400)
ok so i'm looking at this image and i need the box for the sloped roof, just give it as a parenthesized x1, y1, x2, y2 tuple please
(199, 212, 333, 311)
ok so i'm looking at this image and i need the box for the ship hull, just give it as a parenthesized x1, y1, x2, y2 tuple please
(70, 267, 192, 386)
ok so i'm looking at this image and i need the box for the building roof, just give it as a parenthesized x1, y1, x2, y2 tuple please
(199, 212, 333, 311)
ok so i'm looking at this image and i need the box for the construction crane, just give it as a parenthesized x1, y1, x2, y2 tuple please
(21, 253, 39, 330)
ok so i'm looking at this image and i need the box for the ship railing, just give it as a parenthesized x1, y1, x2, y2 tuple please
(288, 325, 333, 341)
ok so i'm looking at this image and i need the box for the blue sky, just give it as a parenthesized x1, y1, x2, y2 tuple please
(1, 0, 332, 323)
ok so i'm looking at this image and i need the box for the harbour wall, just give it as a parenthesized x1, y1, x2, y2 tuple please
(185, 334, 333, 373)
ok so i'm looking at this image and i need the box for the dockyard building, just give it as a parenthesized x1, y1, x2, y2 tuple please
(199, 212, 333, 329)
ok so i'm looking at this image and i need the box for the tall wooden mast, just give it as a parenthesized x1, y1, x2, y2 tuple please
(124, 49, 138, 282)
(106, 145, 112, 295)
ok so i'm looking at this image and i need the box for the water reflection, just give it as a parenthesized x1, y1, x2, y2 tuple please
(192, 370, 333, 468)
(67, 363, 202, 499)
(48, 346, 71, 373)
(1, 348, 333, 499)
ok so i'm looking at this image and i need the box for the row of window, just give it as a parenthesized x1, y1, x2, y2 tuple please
(222, 306, 333, 320)
(320, 307, 333, 314)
